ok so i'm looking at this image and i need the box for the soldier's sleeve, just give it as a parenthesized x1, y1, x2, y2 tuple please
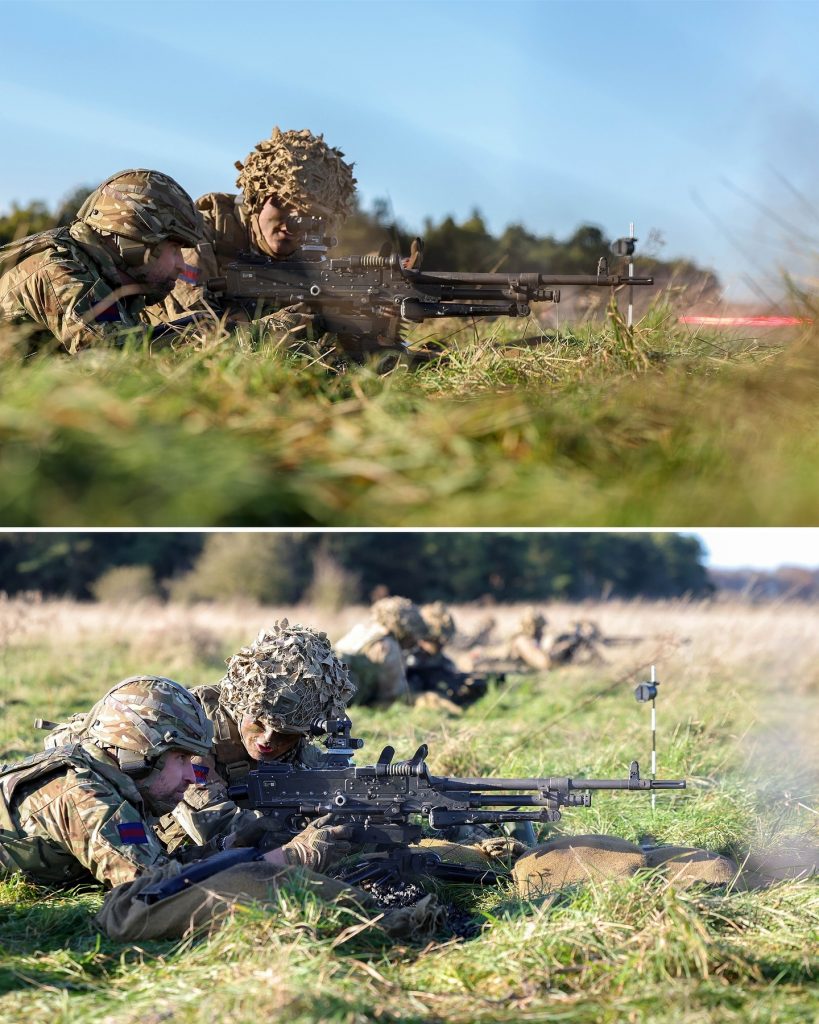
(2, 255, 133, 354)
(23, 772, 170, 887)
(366, 637, 410, 704)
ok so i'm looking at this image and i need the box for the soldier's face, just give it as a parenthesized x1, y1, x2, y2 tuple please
(239, 716, 301, 762)
(143, 240, 187, 286)
(146, 749, 198, 805)
(255, 198, 306, 258)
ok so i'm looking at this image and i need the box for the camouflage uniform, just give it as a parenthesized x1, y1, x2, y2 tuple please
(471, 606, 551, 672)
(335, 597, 429, 706)
(10, 675, 396, 942)
(156, 127, 356, 324)
(156, 621, 357, 851)
(0, 676, 211, 893)
(0, 170, 200, 354)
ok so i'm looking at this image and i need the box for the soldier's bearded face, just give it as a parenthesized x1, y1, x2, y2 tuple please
(239, 716, 300, 762)
(255, 199, 305, 258)
(143, 240, 187, 286)
(145, 749, 198, 810)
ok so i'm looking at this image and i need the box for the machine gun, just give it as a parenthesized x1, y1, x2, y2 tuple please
(206, 219, 654, 362)
(225, 718, 685, 887)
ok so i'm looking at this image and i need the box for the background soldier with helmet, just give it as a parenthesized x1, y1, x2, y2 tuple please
(0, 169, 201, 354)
(334, 596, 429, 706)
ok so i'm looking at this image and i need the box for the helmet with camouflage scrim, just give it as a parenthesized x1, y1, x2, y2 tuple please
(420, 601, 456, 648)
(519, 606, 547, 639)
(220, 620, 356, 733)
(235, 128, 357, 223)
(372, 596, 429, 649)
(85, 675, 212, 778)
(76, 168, 200, 272)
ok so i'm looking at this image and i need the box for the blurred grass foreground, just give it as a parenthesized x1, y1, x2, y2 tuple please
(0, 303, 817, 526)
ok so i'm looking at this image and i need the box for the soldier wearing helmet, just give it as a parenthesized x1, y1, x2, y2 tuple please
(156, 127, 356, 333)
(1, 674, 368, 940)
(154, 620, 358, 852)
(335, 596, 429, 706)
(0, 169, 201, 354)
(469, 605, 552, 673)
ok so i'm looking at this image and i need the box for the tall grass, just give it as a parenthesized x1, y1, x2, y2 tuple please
(0, 596, 816, 1022)
(0, 306, 816, 525)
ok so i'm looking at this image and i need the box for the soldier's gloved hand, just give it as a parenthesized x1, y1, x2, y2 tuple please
(280, 815, 355, 873)
(475, 836, 530, 864)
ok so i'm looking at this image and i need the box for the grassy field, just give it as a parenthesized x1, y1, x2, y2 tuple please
(0, 595, 817, 1023)
(1, 303, 817, 526)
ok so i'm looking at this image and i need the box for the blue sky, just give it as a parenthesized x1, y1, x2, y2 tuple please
(689, 529, 818, 569)
(1, 0, 818, 302)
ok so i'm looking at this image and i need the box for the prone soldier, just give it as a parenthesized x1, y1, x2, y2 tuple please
(0, 170, 201, 354)
(155, 620, 357, 852)
(156, 127, 356, 343)
(335, 596, 429, 706)
(4, 675, 438, 941)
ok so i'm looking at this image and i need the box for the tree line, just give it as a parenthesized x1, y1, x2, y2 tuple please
(0, 532, 712, 606)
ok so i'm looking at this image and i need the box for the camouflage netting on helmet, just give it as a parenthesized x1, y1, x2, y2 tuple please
(76, 169, 201, 247)
(85, 676, 213, 759)
(420, 601, 455, 645)
(519, 606, 547, 637)
(220, 620, 356, 732)
(372, 597, 429, 647)
(235, 128, 357, 221)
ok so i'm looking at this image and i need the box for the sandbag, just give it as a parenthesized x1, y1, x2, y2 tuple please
(645, 845, 738, 887)
(513, 834, 646, 896)
(414, 837, 493, 870)
(95, 862, 369, 942)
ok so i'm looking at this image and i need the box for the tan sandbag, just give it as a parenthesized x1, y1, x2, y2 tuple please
(513, 834, 646, 896)
(95, 862, 371, 942)
(739, 843, 819, 889)
(645, 846, 738, 887)
(414, 838, 492, 870)
(412, 692, 463, 715)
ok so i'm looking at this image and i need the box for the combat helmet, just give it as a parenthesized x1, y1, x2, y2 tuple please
(420, 601, 456, 646)
(372, 596, 429, 648)
(235, 128, 357, 222)
(220, 620, 356, 733)
(76, 169, 200, 270)
(85, 675, 213, 779)
(519, 606, 547, 638)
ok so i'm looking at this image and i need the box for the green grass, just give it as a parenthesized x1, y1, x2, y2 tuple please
(1, 305, 817, 525)
(0, 598, 817, 1023)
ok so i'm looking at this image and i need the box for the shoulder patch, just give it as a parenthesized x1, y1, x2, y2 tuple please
(179, 263, 199, 285)
(117, 821, 149, 845)
(193, 764, 209, 784)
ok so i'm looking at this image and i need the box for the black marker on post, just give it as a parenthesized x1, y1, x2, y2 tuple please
(634, 665, 659, 811)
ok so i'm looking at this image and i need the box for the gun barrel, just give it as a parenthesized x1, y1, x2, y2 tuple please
(409, 271, 653, 288)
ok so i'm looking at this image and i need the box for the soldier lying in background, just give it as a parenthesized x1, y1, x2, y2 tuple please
(468, 606, 552, 673)
(405, 601, 494, 709)
(334, 596, 428, 706)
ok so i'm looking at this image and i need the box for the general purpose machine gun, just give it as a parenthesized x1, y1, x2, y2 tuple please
(207, 219, 654, 362)
(224, 717, 685, 887)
